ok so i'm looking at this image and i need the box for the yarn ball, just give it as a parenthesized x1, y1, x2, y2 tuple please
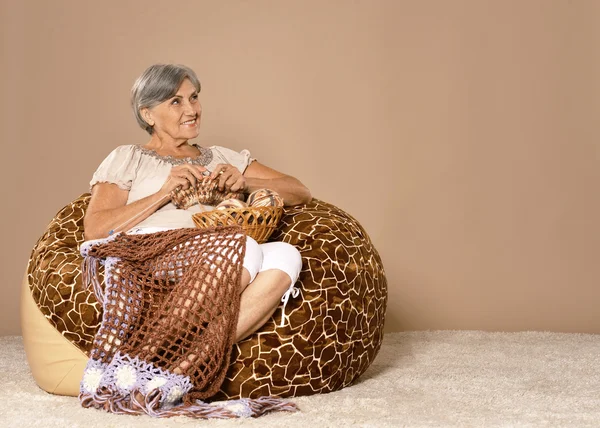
(247, 189, 284, 208)
(215, 198, 249, 210)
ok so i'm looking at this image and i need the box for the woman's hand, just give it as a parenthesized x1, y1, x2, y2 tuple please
(210, 164, 247, 192)
(160, 164, 209, 196)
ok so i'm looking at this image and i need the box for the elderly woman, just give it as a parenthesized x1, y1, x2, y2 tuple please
(84, 63, 311, 344)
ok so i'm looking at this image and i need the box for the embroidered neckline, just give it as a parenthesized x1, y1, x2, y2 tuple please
(134, 144, 213, 166)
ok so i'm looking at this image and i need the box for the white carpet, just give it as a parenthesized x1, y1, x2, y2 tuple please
(1, 331, 600, 427)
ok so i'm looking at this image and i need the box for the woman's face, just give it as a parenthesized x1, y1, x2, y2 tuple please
(147, 78, 201, 142)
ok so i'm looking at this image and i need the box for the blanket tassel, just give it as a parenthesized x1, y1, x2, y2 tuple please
(81, 256, 104, 304)
(81, 389, 298, 419)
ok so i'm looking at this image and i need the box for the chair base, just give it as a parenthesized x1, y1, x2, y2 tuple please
(20, 273, 87, 396)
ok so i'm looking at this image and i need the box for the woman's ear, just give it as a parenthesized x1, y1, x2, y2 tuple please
(141, 108, 154, 127)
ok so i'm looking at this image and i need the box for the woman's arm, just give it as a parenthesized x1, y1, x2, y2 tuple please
(211, 161, 311, 206)
(83, 183, 170, 240)
(243, 161, 312, 206)
(84, 164, 209, 240)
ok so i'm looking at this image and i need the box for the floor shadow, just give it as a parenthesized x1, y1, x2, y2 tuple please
(351, 331, 414, 384)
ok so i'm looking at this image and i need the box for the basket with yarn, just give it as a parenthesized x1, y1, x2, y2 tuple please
(192, 189, 284, 243)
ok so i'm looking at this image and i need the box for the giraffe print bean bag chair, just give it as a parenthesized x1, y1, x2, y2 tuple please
(22, 194, 388, 399)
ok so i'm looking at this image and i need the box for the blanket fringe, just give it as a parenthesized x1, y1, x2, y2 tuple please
(80, 390, 298, 419)
(81, 256, 104, 304)
(244, 396, 300, 416)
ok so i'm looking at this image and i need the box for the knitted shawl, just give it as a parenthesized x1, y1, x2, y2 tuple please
(79, 226, 297, 418)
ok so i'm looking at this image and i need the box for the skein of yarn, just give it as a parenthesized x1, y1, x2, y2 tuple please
(246, 189, 284, 208)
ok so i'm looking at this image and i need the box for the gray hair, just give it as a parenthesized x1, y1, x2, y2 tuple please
(131, 64, 201, 135)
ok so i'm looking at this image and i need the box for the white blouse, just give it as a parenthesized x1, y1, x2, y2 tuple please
(89, 144, 255, 231)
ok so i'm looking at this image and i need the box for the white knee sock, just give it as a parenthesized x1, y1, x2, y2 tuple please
(241, 236, 262, 283)
(258, 242, 303, 327)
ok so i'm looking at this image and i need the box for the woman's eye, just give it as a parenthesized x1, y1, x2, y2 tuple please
(191, 94, 198, 101)
(171, 99, 180, 105)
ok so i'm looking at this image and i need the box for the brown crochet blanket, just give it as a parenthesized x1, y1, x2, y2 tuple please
(79, 226, 297, 418)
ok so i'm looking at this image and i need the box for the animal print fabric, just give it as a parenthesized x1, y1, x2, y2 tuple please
(27, 194, 388, 399)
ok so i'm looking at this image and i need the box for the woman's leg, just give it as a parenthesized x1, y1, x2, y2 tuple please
(173, 240, 301, 374)
(239, 236, 261, 292)
(235, 242, 302, 342)
(171, 236, 261, 374)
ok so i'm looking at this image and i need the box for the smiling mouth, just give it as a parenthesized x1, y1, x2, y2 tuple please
(181, 118, 197, 125)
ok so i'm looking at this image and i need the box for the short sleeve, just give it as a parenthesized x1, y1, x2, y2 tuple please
(89, 145, 140, 191)
(210, 146, 256, 174)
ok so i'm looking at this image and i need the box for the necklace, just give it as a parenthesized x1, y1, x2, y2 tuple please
(135, 144, 213, 166)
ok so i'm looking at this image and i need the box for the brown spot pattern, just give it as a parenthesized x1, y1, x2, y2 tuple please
(26, 194, 388, 399)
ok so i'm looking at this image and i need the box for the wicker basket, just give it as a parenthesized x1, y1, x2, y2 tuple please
(192, 206, 283, 244)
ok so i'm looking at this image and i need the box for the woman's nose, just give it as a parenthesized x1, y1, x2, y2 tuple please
(184, 102, 195, 115)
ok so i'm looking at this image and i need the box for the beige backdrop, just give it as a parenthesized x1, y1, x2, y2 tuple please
(1, 0, 599, 336)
